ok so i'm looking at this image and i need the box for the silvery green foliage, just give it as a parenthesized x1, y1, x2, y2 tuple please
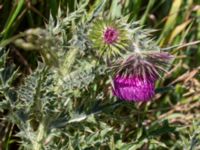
(0, 2, 115, 148)
(5, 63, 109, 149)
(0, 48, 19, 111)
(0, 2, 171, 150)
(0, 48, 19, 148)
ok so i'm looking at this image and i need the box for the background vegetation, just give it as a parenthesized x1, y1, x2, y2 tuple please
(0, 0, 200, 149)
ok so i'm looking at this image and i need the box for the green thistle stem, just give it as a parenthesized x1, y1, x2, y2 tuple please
(54, 48, 79, 93)
(62, 48, 79, 75)
(33, 121, 46, 150)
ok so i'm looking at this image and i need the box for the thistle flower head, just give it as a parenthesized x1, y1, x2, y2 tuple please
(112, 51, 173, 102)
(103, 27, 118, 44)
(88, 19, 129, 57)
(113, 75, 155, 102)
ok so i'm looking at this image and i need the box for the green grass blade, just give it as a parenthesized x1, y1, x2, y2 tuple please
(140, 0, 155, 25)
(158, 0, 183, 46)
(49, 0, 59, 18)
(1, 0, 25, 39)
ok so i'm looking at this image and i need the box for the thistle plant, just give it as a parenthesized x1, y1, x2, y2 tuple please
(88, 17, 173, 102)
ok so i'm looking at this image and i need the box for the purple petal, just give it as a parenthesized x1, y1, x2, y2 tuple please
(103, 27, 118, 44)
(112, 75, 156, 102)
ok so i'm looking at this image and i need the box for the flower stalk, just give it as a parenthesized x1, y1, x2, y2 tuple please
(32, 121, 46, 150)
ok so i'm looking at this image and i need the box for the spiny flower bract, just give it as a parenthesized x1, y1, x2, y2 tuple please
(112, 51, 173, 102)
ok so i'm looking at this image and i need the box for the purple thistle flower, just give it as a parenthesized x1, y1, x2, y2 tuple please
(103, 27, 118, 44)
(113, 75, 156, 102)
(112, 52, 173, 102)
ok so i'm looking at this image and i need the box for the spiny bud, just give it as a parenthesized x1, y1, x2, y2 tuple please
(88, 19, 129, 57)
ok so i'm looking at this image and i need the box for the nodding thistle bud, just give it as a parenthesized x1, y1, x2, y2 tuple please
(88, 19, 129, 57)
(112, 52, 173, 102)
